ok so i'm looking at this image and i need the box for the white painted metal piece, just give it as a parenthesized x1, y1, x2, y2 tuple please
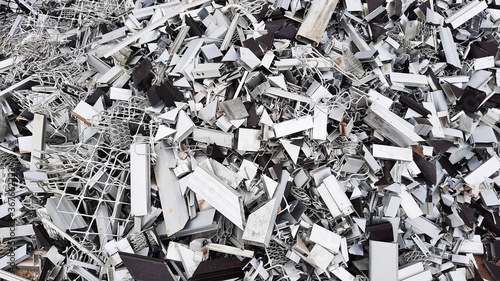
(389, 73, 428, 87)
(237, 128, 261, 152)
(243, 170, 289, 246)
(372, 144, 412, 161)
(109, 88, 132, 101)
(206, 243, 254, 258)
(317, 175, 354, 217)
(445, 0, 488, 29)
(154, 143, 189, 236)
(193, 127, 233, 148)
(439, 27, 461, 68)
(309, 223, 341, 253)
(273, 115, 314, 138)
(464, 157, 500, 185)
(130, 143, 151, 217)
(187, 165, 245, 229)
(369, 241, 398, 281)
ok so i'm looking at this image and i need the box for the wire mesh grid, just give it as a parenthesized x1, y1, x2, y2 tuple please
(11, 95, 163, 266)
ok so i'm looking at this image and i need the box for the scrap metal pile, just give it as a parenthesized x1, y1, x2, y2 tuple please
(1, 0, 500, 280)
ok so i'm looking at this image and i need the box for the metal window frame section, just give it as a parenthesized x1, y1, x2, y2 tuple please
(169, 26, 190, 55)
(406, 216, 441, 239)
(445, 0, 488, 29)
(192, 63, 224, 79)
(0, 76, 33, 99)
(97, 66, 124, 84)
(402, 270, 432, 281)
(220, 14, 240, 51)
(361, 144, 381, 173)
(187, 165, 245, 230)
(0, 245, 29, 270)
(0, 225, 34, 239)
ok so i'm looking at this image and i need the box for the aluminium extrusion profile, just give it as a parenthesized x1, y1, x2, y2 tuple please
(273, 115, 314, 138)
(220, 14, 240, 51)
(0, 269, 31, 281)
(317, 175, 354, 218)
(463, 156, 500, 186)
(30, 113, 46, 170)
(206, 243, 254, 258)
(103, 0, 210, 58)
(439, 27, 461, 68)
(372, 144, 413, 161)
(243, 170, 290, 246)
(364, 104, 424, 147)
(309, 223, 342, 253)
(389, 73, 428, 87)
(187, 165, 245, 230)
(312, 106, 328, 140)
(154, 143, 189, 236)
(400, 184, 424, 219)
(130, 142, 151, 219)
(193, 127, 234, 148)
(172, 39, 204, 73)
(95, 204, 113, 246)
(192, 63, 224, 79)
(109, 88, 132, 101)
(169, 26, 190, 55)
(403, 271, 432, 281)
(422, 102, 445, 139)
(361, 144, 381, 173)
(296, 0, 339, 46)
(445, 0, 488, 29)
(264, 87, 313, 104)
(0, 245, 29, 269)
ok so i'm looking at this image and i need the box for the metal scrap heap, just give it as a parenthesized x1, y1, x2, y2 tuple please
(1, 0, 500, 280)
